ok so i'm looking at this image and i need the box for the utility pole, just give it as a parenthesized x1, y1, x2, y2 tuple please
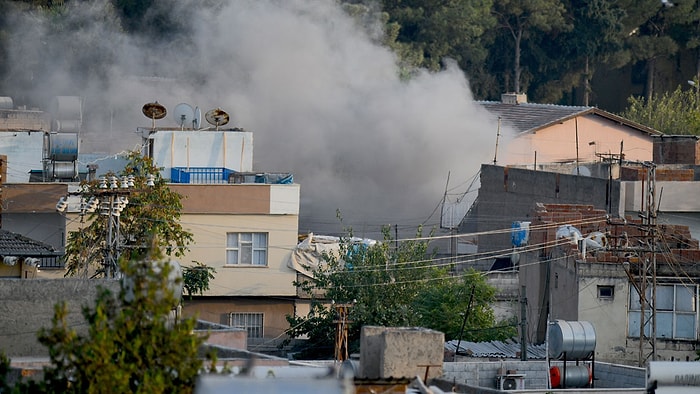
(637, 163, 657, 366)
(333, 302, 353, 363)
(520, 286, 528, 361)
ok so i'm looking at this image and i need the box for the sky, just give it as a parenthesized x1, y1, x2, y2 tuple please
(3, 0, 514, 238)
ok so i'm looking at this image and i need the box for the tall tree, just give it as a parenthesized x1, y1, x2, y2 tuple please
(492, 0, 571, 94)
(63, 151, 194, 278)
(618, 0, 696, 100)
(379, 0, 495, 76)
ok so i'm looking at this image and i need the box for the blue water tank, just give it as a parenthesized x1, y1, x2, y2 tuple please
(511, 221, 530, 247)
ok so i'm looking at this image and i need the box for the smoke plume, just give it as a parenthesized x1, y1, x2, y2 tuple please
(3, 0, 507, 238)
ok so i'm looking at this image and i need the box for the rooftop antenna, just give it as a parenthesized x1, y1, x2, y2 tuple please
(173, 103, 195, 130)
(141, 101, 167, 130)
(205, 108, 230, 131)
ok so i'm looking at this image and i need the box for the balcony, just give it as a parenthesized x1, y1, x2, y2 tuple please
(170, 167, 293, 185)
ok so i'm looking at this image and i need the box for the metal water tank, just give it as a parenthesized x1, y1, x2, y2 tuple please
(550, 365, 591, 388)
(548, 320, 596, 360)
(48, 133, 79, 161)
(50, 96, 82, 120)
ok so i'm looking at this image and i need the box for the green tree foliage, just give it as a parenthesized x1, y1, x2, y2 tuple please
(620, 83, 700, 135)
(182, 261, 216, 299)
(285, 225, 509, 358)
(413, 269, 516, 342)
(63, 151, 194, 278)
(10, 246, 206, 393)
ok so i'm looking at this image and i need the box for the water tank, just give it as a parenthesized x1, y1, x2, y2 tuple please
(50, 96, 82, 120)
(548, 320, 596, 360)
(550, 365, 591, 388)
(0, 97, 13, 109)
(47, 132, 78, 161)
(51, 119, 81, 133)
(647, 361, 700, 389)
(511, 221, 531, 247)
(44, 161, 77, 180)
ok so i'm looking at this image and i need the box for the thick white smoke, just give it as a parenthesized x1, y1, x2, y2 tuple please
(4, 0, 504, 238)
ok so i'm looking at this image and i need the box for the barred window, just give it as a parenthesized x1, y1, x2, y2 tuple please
(229, 312, 264, 338)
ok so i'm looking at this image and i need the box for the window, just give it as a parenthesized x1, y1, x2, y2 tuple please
(229, 312, 264, 338)
(628, 284, 697, 340)
(226, 232, 268, 266)
(598, 285, 614, 299)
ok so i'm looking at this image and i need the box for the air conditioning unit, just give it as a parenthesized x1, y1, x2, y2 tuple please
(496, 374, 526, 391)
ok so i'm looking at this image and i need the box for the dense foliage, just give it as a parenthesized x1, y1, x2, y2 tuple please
(285, 225, 515, 359)
(621, 82, 700, 135)
(4, 246, 208, 394)
(63, 151, 194, 278)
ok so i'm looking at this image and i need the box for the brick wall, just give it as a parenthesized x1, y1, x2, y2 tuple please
(653, 136, 700, 165)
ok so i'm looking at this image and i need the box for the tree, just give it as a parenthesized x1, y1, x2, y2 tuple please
(182, 261, 216, 299)
(492, 0, 571, 94)
(13, 244, 207, 393)
(285, 225, 509, 358)
(620, 83, 700, 135)
(413, 269, 517, 342)
(63, 151, 194, 278)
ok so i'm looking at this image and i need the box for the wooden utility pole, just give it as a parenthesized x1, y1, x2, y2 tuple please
(334, 303, 353, 362)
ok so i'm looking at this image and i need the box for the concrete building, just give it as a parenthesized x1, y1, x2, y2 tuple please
(480, 93, 660, 166)
(459, 135, 700, 366)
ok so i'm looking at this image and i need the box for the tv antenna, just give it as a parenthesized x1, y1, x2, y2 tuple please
(173, 103, 195, 130)
(141, 101, 167, 129)
(205, 108, 230, 131)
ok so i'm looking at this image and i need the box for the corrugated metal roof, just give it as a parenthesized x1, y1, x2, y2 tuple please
(445, 339, 547, 360)
(478, 101, 661, 136)
(0, 229, 58, 256)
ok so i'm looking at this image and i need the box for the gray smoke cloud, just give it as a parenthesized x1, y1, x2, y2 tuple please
(4, 0, 507, 238)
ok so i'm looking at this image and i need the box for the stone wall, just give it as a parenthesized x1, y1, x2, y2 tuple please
(0, 278, 120, 357)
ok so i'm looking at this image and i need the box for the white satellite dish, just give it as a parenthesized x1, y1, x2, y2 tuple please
(193, 106, 202, 130)
(205, 108, 230, 130)
(173, 103, 195, 129)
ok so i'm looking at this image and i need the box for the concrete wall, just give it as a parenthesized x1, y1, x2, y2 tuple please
(0, 279, 120, 357)
(182, 297, 295, 341)
(441, 361, 645, 391)
(461, 164, 620, 255)
(178, 214, 299, 297)
(359, 326, 444, 381)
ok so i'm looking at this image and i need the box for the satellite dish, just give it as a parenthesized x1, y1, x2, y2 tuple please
(205, 108, 230, 130)
(193, 106, 202, 130)
(173, 103, 195, 129)
(142, 101, 167, 129)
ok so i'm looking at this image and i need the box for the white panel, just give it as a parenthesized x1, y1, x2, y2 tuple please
(269, 184, 300, 215)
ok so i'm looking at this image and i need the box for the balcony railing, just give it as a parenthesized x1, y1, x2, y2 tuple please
(170, 167, 293, 185)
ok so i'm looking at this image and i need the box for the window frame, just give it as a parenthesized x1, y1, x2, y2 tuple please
(225, 232, 268, 266)
(229, 312, 264, 338)
(628, 283, 698, 340)
(597, 285, 615, 299)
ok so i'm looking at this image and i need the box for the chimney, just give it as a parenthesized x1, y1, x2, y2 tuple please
(501, 93, 527, 105)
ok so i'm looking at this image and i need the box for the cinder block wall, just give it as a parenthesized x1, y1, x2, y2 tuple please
(0, 279, 120, 357)
(441, 360, 645, 390)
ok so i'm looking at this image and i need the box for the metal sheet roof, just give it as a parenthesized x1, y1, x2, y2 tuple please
(445, 339, 547, 360)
